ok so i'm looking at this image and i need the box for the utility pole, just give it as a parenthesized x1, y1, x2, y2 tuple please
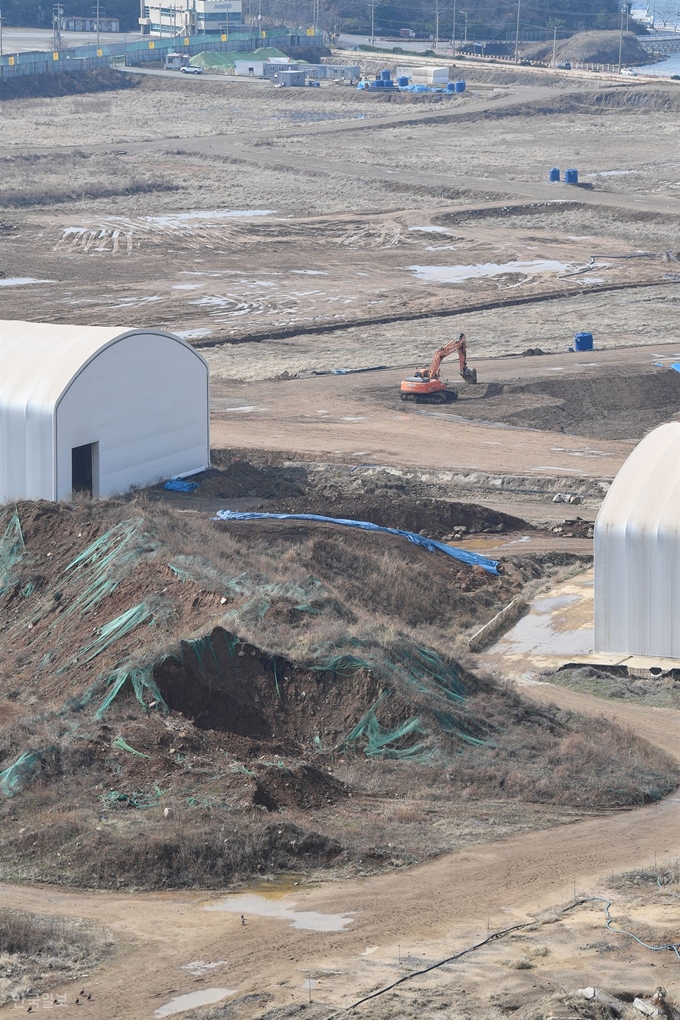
(96, 0, 100, 50)
(513, 0, 520, 63)
(551, 24, 557, 65)
(452, 0, 456, 53)
(0, 7, 3, 59)
(617, 2, 624, 71)
(435, 0, 439, 52)
(52, 4, 64, 51)
(462, 10, 467, 44)
(370, 0, 377, 47)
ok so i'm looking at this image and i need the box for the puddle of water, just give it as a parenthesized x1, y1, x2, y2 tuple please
(224, 405, 263, 413)
(173, 328, 213, 340)
(142, 210, 274, 229)
(290, 270, 329, 275)
(588, 169, 639, 177)
(154, 989, 235, 1018)
(499, 590, 593, 656)
(409, 225, 456, 235)
(0, 277, 54, 287)
(407, 260, 570, 283)
(182, 960, 227, 976)
(206, 893, 353, 932)
(302, 979, 321, 990)
(172, 283, 205, 291)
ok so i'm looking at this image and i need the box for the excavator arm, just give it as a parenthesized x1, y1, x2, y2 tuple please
(426, 333, 468, 380)
(415, 333, 475, 382)
(401, 332, 477, 403)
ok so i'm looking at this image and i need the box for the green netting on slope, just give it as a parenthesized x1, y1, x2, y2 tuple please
(80, 602, 154, 664)
(341, 692, 431, 761)
(0, 750, 45, 797)
(169, 558, 329, 616)
(190, 46, 288, 69)
(60, 519, 150, 617)
(95, 666, 168, 719)
(333, 645, 489, 761)
(0, 509, 25, 595)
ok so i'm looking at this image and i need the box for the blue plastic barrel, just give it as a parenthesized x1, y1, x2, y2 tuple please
(574, 331, 593, 351)
(398, 75, 409, 87)
(549, 167, 560, 182)
(380, 68, 391, 81)
(446, 81, 455, 91)
(454, 79, 466, 92)
(564, 167, 579, 184)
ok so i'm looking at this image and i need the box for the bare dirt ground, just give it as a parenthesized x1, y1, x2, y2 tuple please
(2, 61, 680, 1020)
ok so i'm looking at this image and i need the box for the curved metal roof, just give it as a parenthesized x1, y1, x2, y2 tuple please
(0, 320, 204, 413)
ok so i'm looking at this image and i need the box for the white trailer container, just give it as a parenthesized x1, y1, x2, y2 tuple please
(396, 65, 450, 84)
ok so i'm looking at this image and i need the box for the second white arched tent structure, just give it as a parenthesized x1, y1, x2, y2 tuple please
(594, 421, 680, 660)
(0, 321, 210, 502)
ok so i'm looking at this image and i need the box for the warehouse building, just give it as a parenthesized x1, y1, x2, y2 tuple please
(0, 321, 209, 502)
(594, 422, 680, 659)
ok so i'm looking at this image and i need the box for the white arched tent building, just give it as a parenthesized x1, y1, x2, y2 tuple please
(594, 422, 680, 660)
(0, 321, 210, 502)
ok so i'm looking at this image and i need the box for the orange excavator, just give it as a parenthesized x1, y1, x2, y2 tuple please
(400, 333, 477, 403)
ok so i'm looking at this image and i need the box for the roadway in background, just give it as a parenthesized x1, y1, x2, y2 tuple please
(1, 26, 144, 53)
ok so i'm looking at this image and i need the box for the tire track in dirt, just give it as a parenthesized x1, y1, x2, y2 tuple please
(1, 690, 678, 1019)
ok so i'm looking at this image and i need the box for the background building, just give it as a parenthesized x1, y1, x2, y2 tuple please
(594, 421, 680, 660)
(0, 322, 209, 502)
(139, 1, 243, 36)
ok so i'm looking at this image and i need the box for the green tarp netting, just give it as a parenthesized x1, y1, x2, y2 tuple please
(61, 519, 149, 617)
(95, 666, 168, 719)
(0, 750, 45, 797)
(0, 509, 25, 595)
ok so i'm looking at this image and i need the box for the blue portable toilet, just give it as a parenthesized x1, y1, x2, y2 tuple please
(574, 331, 594, 351)
(398, 75, 409, 87)
(380, 68, 391, 81)
(564, 168, 579, 184)
(454, 79, 466, 92)
(549, 167, 560, 182)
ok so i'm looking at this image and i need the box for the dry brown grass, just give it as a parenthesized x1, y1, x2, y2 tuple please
(0, 495, 677, 892)
(0, 907, 106, 1006)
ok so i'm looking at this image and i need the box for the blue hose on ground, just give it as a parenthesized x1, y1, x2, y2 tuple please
(212, 510, 501, 575)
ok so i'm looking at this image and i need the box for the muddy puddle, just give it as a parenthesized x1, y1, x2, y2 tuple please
(0, 277, 53, 287)
(407, 260, 570, 283)
(154, 988, 235, 1017)
(498, 588, 594, 657)
(206, 888, 354, 932)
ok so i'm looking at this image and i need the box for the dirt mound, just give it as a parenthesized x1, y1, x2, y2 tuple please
(0, 498, 675, 890)
(522, 30, 652, 65)
(0, 69, 141, 103)
(256, 494, 528, 538)
(435, 367, 680, 440)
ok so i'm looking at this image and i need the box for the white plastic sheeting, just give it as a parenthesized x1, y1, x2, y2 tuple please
(594, 422, 680, 659)
(0, 321, 209, 503)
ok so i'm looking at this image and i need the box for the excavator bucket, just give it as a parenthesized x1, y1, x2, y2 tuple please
(461, 366, 477, 384)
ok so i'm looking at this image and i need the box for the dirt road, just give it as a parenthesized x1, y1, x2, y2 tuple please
(2, 686, 679, 1019)
(209, 345, 674, 483)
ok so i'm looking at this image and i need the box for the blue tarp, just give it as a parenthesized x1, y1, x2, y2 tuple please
(164, 479, 199, 493)
(213, 510, 501, 574)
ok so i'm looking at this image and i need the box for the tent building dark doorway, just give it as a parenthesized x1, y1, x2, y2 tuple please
(71, 442, 97, 497)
